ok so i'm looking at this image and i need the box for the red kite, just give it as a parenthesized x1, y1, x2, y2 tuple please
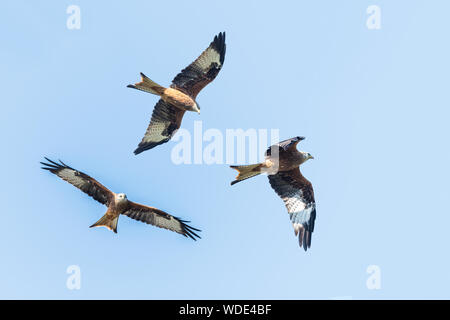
(41, 158, 200, 239)
(128, 32, 226, 154)
(230, 137, 316, 251)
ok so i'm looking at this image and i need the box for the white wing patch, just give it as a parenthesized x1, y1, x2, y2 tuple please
(196, 47, 222, 70)
(282, 190, 306, 215)
(142, 120, 172, 143)
(56, 168, 86, 188)
(278, 184, 312, 234)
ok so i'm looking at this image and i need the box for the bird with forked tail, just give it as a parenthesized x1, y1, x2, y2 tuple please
(41, 158, 200, 240)
(128, 32, 226, 155)
(230, 136, 316, 251)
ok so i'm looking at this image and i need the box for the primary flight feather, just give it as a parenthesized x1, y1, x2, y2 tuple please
(41, 158, 200, 239)
(128, 32, 226, 154)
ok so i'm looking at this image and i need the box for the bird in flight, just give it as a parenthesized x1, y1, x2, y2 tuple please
(128, 32, 226, 155)
(41, 158, 200, 239)
(230, 137, 316, 251)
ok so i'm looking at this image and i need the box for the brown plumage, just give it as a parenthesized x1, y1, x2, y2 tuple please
(41, 158, 200, 239)
(230, 137, 316, 251)
(128, 32, 226, 154)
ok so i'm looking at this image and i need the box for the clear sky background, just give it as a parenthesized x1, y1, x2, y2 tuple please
(1, 1, 449, 299)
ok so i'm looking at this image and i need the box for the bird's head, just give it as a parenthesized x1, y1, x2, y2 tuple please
(301, 152, 314, 163)
(192, 102, 200, 114)
(116, 193, 128, 203)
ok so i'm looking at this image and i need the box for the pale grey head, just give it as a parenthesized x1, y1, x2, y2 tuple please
(116, 193, 128, 204)
(300, 151, 314, 164)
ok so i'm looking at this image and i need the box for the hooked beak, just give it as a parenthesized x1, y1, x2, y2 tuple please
(310, 155, 314, 160)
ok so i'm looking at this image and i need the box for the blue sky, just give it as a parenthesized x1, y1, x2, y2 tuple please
(1, 1, 450, 299)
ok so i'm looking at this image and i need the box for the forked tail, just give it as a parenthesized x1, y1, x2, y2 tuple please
(90, 213, 119, 233)
(230, 163, 263, 185)
(127, 72, 165, 95)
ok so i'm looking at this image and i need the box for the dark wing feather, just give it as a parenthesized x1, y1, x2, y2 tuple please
(122, 201, 201, 240)
(171, 32, 226, 99)
(268, 167, 316, 251)
(41, 158, 114, 205)
(265, 136, 305, 158)
(134, 99, 186, 154)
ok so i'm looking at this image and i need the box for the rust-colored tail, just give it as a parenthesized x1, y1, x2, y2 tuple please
(89, 213, 119, 233)
(127, 72, 165, 95)
(230, 163, 263, 185)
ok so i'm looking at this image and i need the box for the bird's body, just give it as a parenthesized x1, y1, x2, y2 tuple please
(90, 193, 129, 232)
(128, 32, 226, 154)
(41, 158, 200, 239)
(230, 137, 316, 251)
(130, 75, 198, 112)
(161, 87, 197, 111)
(259, 151, 306, 175)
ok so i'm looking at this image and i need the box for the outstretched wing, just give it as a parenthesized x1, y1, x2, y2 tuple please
(268, 167, 316, 251)
(41, 158, 114, 205)
(171, 32, 226, 99)
(134, 99, 186, 155)
(122, 201, 201, 240)
(265, 136, 305, 158)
